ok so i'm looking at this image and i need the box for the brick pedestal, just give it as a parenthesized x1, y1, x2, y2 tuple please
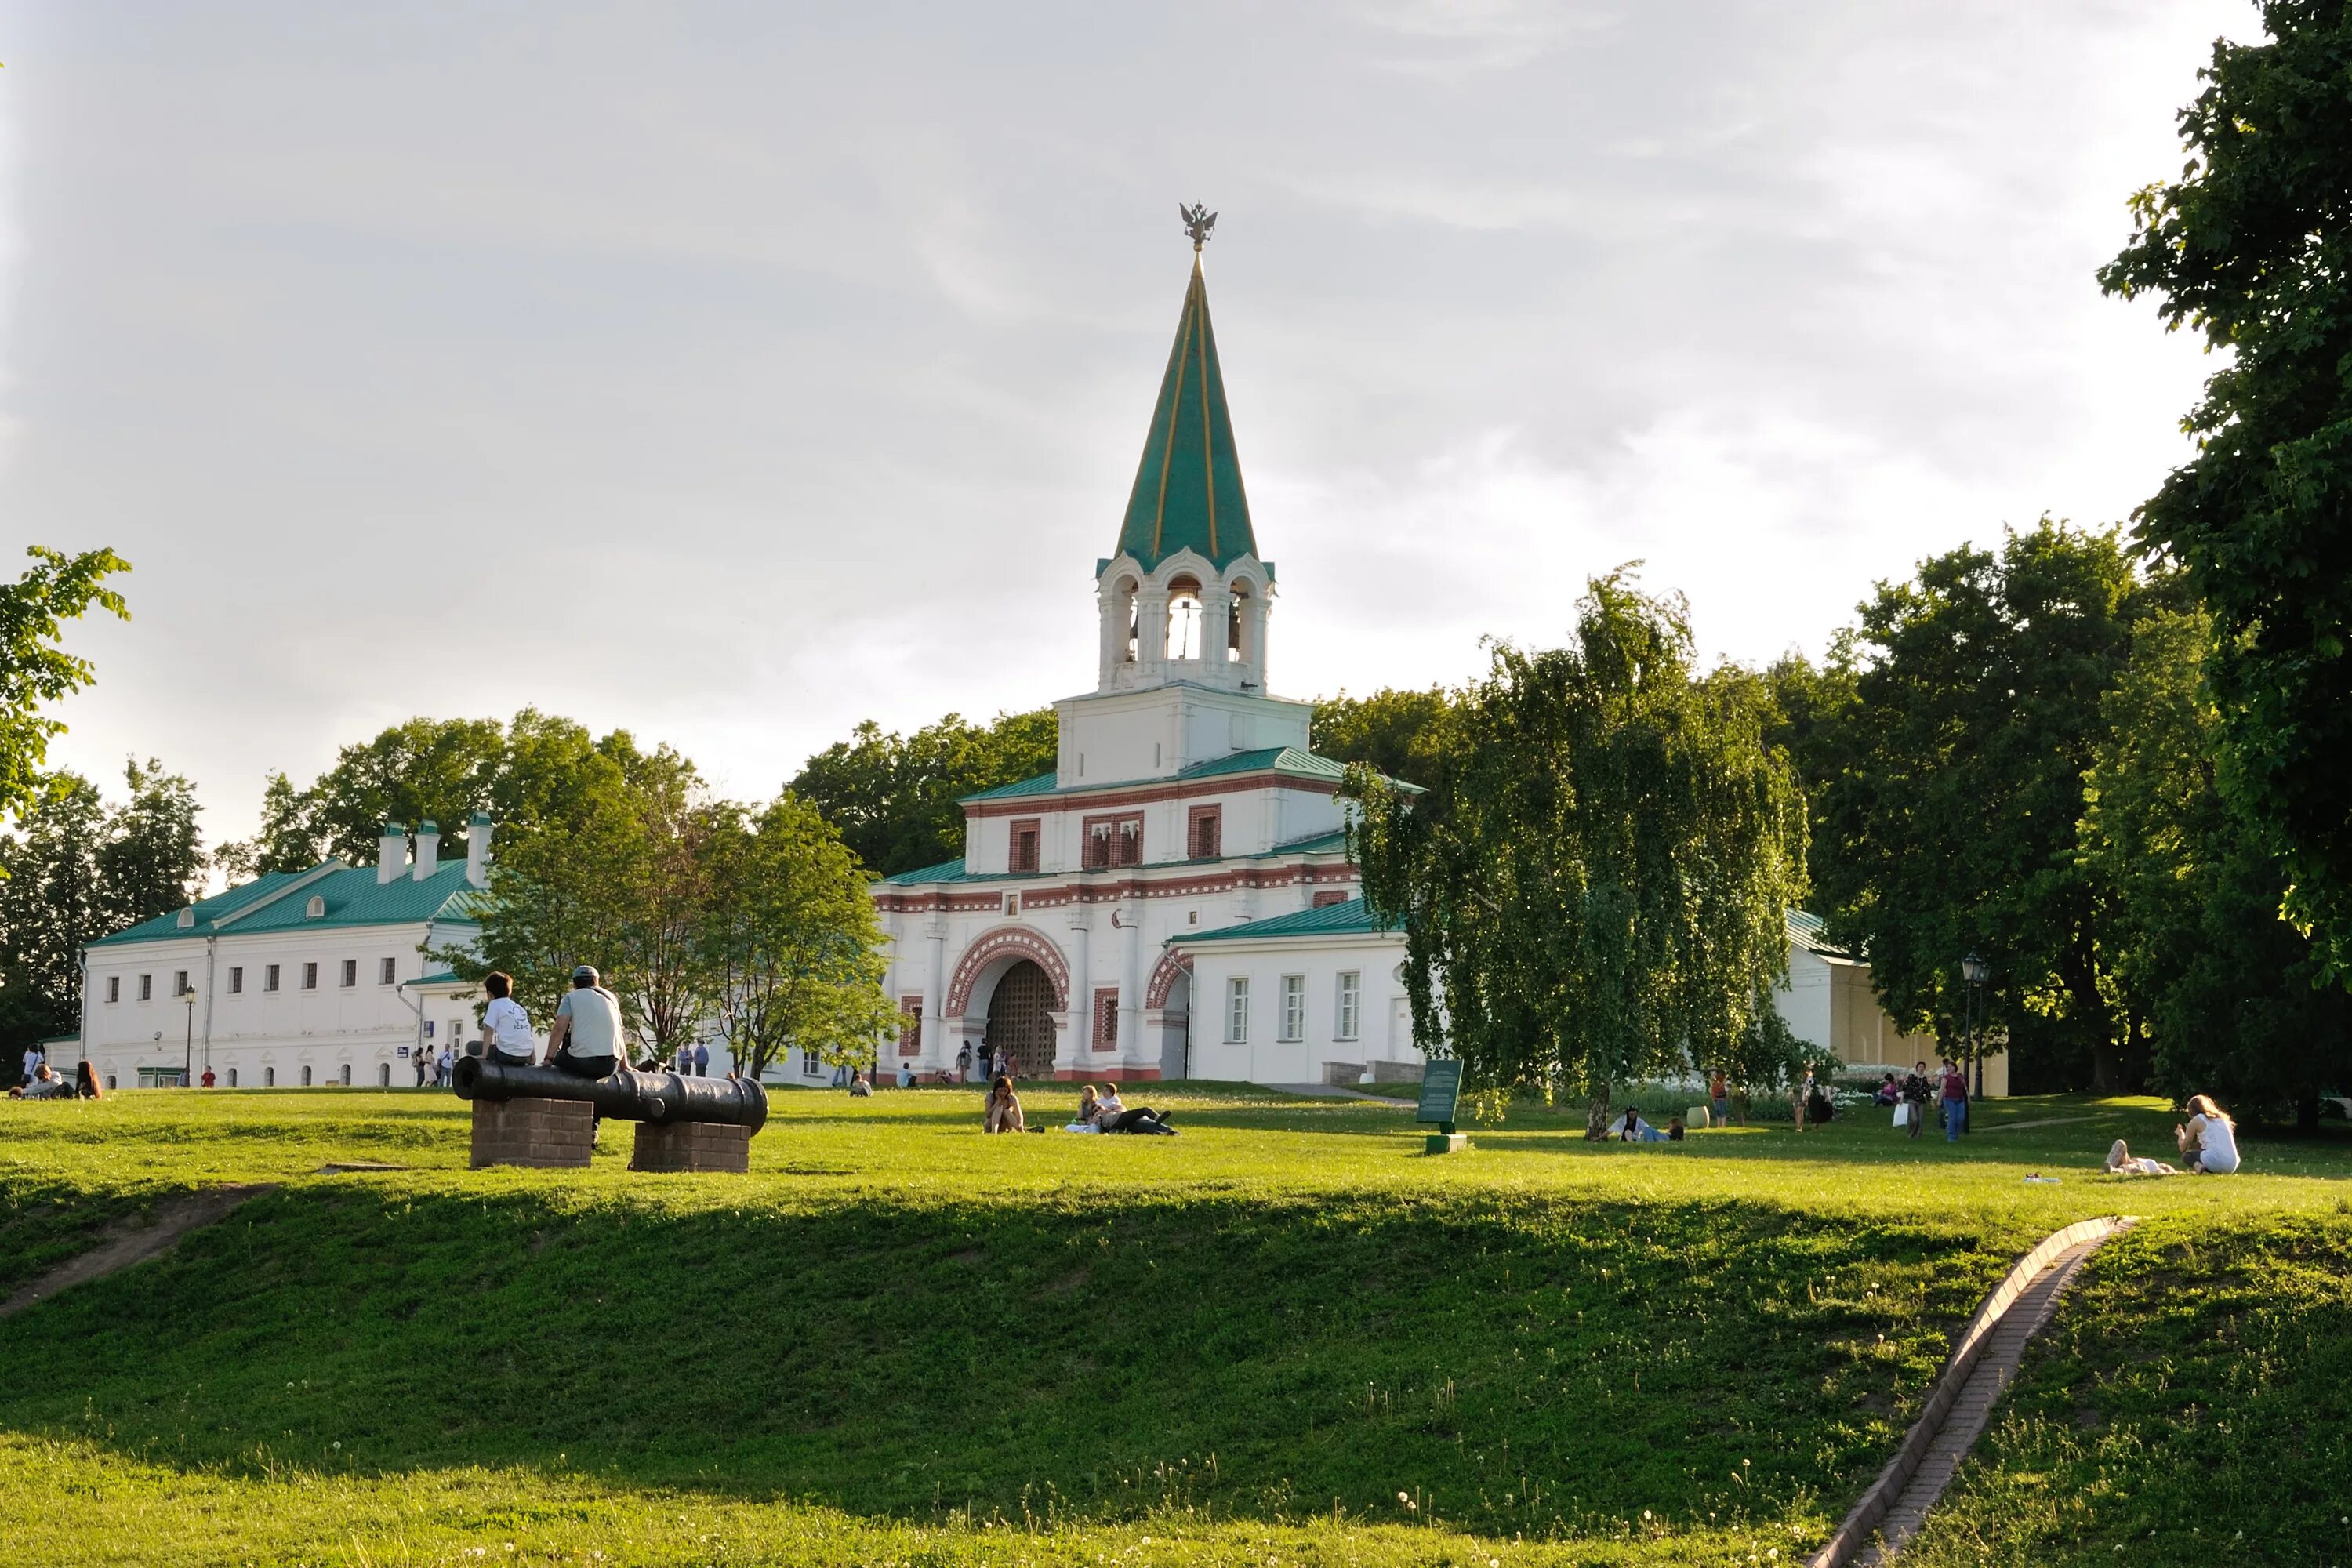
(470, 1098, 595, 1169)
(630, 1121, 751, 1173)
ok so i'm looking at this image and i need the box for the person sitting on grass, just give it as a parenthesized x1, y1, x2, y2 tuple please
(848, 1069, 873, 1098)
(21, 1065, 69, 1099)
(1666, 1114, 1686, 1142)
(2103, 1138, 2178, 1176)
(1079, 1084, 1178, 1135)
(1873, 1072, 1900, 1106)
(983, 1075, 1025, 1134)
(1613, 1106, 1666, 1142)
(2176, 1094, 2241, 1174)
(74, 1060, 103, 1099)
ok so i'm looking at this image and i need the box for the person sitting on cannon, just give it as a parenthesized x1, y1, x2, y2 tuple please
(480, 971, 534, 1067)
(543, 964, 624, 1138)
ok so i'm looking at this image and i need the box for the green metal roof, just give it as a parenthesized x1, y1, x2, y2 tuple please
(1114, 256, 1257, 573)
(404, 971, 468, 989)
(1176, 896, 1393, 943)
(89, 862, 482, 947)
(958, 748, 1400, 809)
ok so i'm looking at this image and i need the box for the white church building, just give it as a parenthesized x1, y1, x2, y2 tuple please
(873, 227, 1998, 1094)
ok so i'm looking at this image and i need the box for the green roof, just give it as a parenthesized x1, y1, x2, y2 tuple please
(89, 862, 483, 947)
(958, 748, 1400, 808)
(404, 971, 468, 989)
(1176, 896, 1392, 943)
(881, 858, 971, 886)
(1114, 256, 1257, 573)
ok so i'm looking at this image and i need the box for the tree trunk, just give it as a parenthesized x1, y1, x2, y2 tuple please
(2089, 1039, 2122, 1095)
(1584, 1081, 1613, 1140)
(2297, 1091, 2321, 1136)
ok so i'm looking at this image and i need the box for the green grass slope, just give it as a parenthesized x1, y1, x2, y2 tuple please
(0, 1087, 2346, 1566)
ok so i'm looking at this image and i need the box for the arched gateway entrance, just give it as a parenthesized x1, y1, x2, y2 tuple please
(984, 960, 1058, 1079)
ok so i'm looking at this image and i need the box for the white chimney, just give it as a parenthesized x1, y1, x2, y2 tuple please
(413, 820, 441, 881)
(376, 825, 405, 884)
(466, 811, 495, 889)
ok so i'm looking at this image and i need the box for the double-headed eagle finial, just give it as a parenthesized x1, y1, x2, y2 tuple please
(1180, 202, 1217, 252)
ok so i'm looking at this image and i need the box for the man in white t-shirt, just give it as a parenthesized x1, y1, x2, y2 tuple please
(546, 965, 623, 1078)
(21, 1045, 43, 1088)
(479, 971, 535, 1067)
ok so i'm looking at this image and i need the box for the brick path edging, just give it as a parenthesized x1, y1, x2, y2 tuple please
(1805, 1214, 2136, 1568)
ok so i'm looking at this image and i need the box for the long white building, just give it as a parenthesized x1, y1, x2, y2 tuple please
(76, 818, 497, 1090)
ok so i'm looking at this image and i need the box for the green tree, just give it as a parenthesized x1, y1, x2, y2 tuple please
(1811, 521, 2154, 1091)
(789, 708, 1056, 877)
(93, 758, 207, 930)
(2080, 607, 2352, 1123)
(1759, 638, 1859, 903)
(0, 546, 130, 829)
(699, 792, 898, 1080)
(0, 773, 109, 1048)
(225, 710, 660, 878)
(1345, 572, 1809, 1136)
(2100, 2, 2352, 971)
(1310, 686, 1456, 789)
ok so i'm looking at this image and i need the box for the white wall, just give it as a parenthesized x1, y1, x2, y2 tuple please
(1181, 934, 1417, 1085)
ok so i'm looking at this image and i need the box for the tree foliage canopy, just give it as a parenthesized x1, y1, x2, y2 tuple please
(789, 709, 1055, 877)
(2080, 606, 2352, 1117)
(1809, 521, 2157, 1091)
(2100, 0, 2352, 970)
(1345, 573, 1808, 1134)
(0, 546, 130, 830)
(1310, 687, 1457, 790)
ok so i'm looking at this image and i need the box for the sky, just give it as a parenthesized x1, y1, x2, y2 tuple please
(0, 0, 2261, 851)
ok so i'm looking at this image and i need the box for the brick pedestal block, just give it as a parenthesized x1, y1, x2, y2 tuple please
(630, 1120, 751, 1173)
(470, 1098, 594, 1169)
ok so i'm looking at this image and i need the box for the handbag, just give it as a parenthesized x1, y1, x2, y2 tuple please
(1893, 1102, 1911, 1128)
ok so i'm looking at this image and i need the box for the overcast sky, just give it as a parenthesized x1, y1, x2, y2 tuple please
(2, 0, 2257, 850)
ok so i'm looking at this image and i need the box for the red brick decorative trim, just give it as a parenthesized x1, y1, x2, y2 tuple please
(898, 995, 924, 1058)
(1144, 950, 1190, 1011)
(875, 862, 1360, 916)
(943, 926, 1069, 1018)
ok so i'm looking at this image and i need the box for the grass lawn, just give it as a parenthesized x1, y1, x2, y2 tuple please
(1, 1083, 2347, 1567)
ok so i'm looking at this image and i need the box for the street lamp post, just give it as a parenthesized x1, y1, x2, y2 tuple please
(1961, 951, 1990, 1109)
(181, 982, 199, 1087)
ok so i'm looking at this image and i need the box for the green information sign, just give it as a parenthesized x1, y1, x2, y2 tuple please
(1416, 1060, 1463, 1128)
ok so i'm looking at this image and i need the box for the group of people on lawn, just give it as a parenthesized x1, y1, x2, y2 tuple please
(9, 1042, 100, 1099)
(978, 1076, 1177, 1136)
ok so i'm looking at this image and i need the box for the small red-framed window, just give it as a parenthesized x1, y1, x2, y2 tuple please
(898, 996, 924, 1058)
(1188, 804, 1222, 859)
(1312, 888, 1349, 908)
(1093, 987, 1120, 1051)
(1009, 818, 1041, 874)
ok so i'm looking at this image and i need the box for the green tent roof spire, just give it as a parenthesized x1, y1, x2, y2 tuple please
(1114, 231, 1258, 573)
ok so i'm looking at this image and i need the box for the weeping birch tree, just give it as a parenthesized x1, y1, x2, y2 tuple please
(1345, 572, 1809, 1137)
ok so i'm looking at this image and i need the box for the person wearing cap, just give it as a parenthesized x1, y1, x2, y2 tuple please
(543, 965, 624, 1083)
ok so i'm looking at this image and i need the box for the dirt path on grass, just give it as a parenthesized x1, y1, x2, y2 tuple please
(0, 1185, 275, 1319)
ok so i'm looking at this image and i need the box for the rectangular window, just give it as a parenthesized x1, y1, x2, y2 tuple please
(263, 1066, 275, 1087)
(1312, 888, 1350, 908)
(1004, 893, 1020, 917)
(804, 1051, 824, 1078)
(229, 967, 244, 995)
(106, 975, 120, 1004)
(1279, 975, 1307, 1042)
(1010, 818, 1040, 874)
(174, 970, 190, 996)
(898, 996, 924, 1058)
(339, 959, 358, 989)
(1225, 976, 1249, 1044)
(424, 1020, 436, 1039)
(379, 956, 397, 985)
(301, 962, 318, 990)
(1083, 813, 1144, 869)
(1336, 971, 1361, 1041)
(138, 974, 152, 1001)
(1188, 805, 1222, 860)
(1093, 986, 1120, 1052)
(265, 963, 281, 993)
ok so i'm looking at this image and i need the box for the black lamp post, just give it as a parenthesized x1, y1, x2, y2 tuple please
(1961, 951, 1990, 1106)
(180, 981, 200, 1087)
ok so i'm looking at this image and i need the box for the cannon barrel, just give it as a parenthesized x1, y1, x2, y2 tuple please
(452, 1057, 768, 1133)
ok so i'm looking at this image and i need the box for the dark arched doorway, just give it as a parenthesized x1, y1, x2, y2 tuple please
(985, 960, 1058, 1079)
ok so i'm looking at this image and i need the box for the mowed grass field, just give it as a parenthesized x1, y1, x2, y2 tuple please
(1, 1084, 2347, 1568)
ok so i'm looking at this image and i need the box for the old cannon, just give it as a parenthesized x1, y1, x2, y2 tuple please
(452, 1056, 769, 1131)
